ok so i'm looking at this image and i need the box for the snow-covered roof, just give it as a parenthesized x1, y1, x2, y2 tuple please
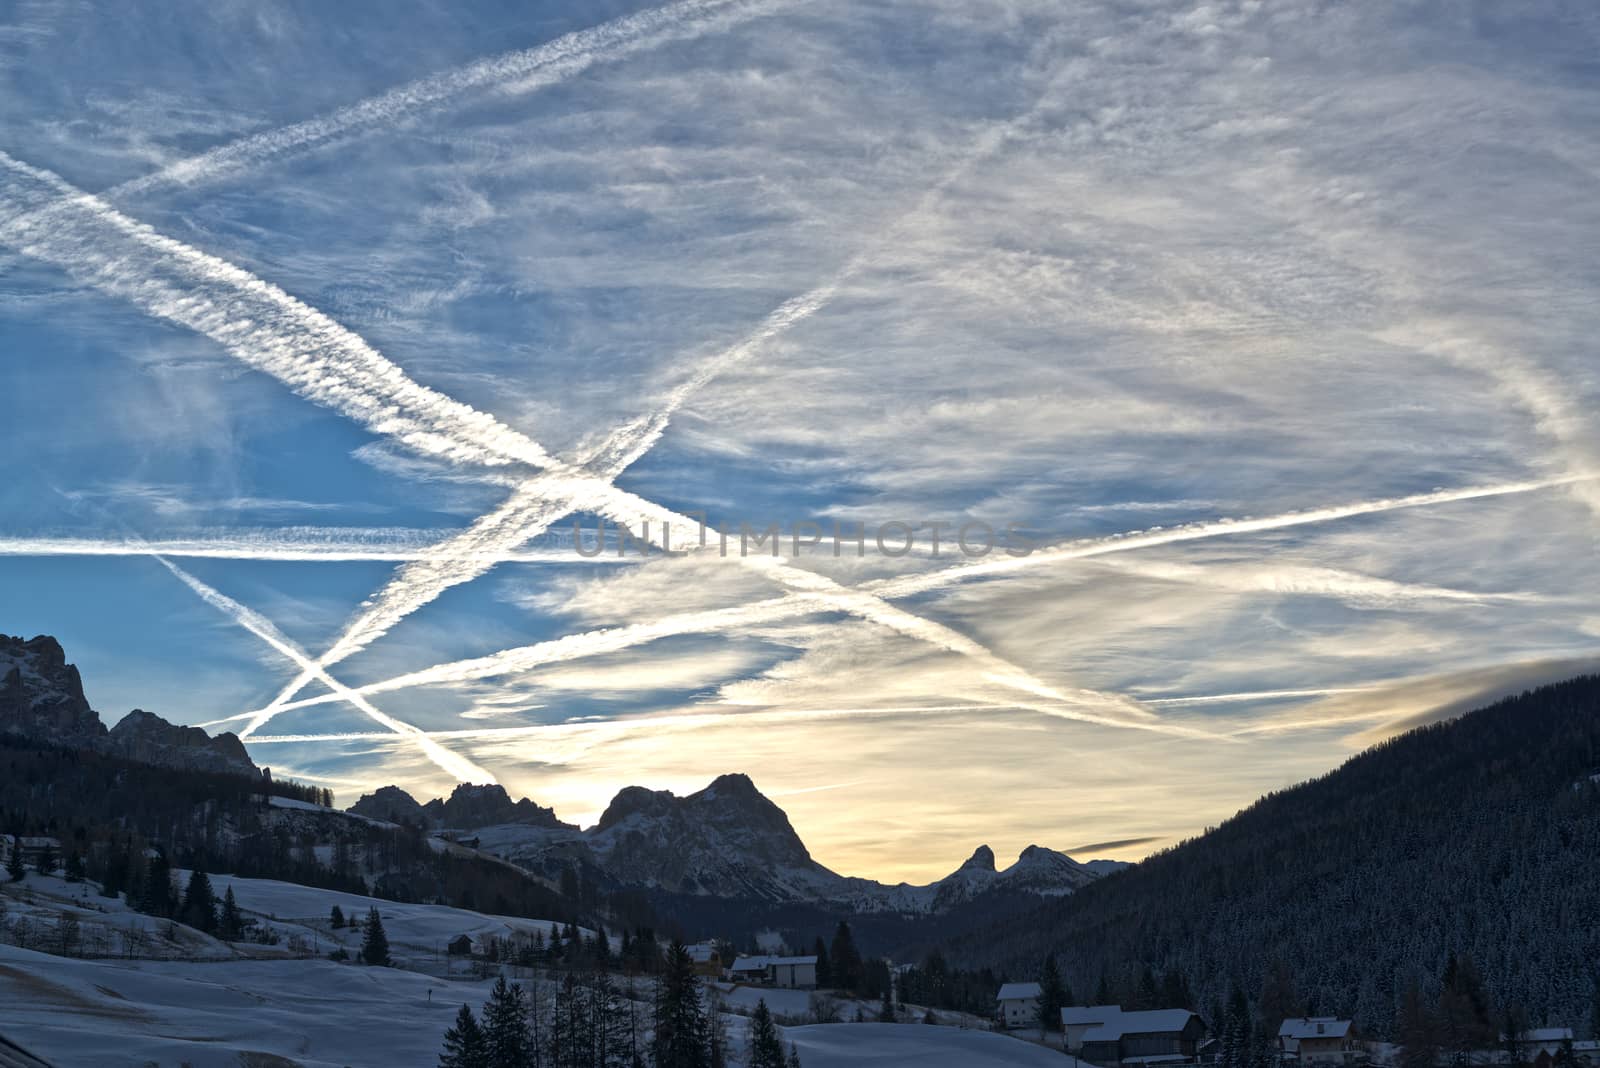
(1064, 1005, 1123, 1026)
(1517, 1029, 1573, 1044)
(1280, 1018, 1352, 1040)
(730, 955, 772, 971)
(997, 982, 1042, 1001)
(767, 956, 817, 967)
(1081, 1009, 1199, 1041)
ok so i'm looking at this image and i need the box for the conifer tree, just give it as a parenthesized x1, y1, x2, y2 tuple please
(440, 1003, 490, 1068)
(483, 975, 529, 1068)
(787, 1043, 803, 1068)
(1039, 954, 1067, 1032)
(34, 839, 56, 876)
(330, 904, 345, 929)
(748, 999, 786, 1068)
(63, 849, 85, 883)
(361, 906, 391, 966)
(829, 922, 862, 994)
(812, 937, 831, 989)
(5, 835, 24, 882)
(653, 942, 710, 1068)
(879, 991, 896, 1023)
(183, 869, 217, 932)
(219, 886, 243, 941)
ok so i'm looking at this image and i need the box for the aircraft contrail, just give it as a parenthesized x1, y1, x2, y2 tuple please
(0, 152, 556, 471)
(222, 474, 1583, 722)
(0, 530, 617, 563)
(153, 555, 494, 782)
(105, 0, 792, 203)
(242, 74, 1134, 739)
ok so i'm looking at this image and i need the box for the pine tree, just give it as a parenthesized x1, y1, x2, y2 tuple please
(5, 835, 24, 882)
(1039, 954, 1067, 1032)
(183, 869, 217, 932)
(63, 850, 85, 883)
(330, 904, 345, 929)
(1259, 958, 1298, 1035)
(787, 1043, 803, 1068)
(440, 1003, 490, 1068)
(653, 942, 710, 1068)
(829, 922, 862, 994)
(813, 937, 832, 989)
(1398, 979, 1440, 1068)
(219, 887, 243, 941)
(483, 975, 530, 1068)
(748, 999, 786, 1068)
(141, 849, 174, 917)
(879, 990, 896, 1023)
(34, 840, 56, 876)
(361, 907, 391, 966)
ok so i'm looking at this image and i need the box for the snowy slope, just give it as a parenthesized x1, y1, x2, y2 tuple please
(0, 942, 502, 1068)
(785, 1023, 1080, 1067)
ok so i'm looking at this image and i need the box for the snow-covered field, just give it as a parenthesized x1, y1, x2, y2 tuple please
(786, 1023, 1074, 1067)
(0, 873, 1055, 1066)
(0, 941, 499, 1067)
(195, 870, 589, 968)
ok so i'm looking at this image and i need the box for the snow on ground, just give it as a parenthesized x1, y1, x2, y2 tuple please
(195, 870, 585, 969)
(0, 873, 237, 961)
(786, 1023, 1074, 1067)
(0, 941, 500, 1068)
(714, 982, 818, 1019)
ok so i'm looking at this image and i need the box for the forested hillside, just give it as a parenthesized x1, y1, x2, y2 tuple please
(951, 676, 1600, 1037)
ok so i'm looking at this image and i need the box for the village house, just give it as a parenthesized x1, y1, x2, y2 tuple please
(1067, 1005, 1206, 1066)
(727, 955, 818, 989)
(997, 982, 1043, 1030)
(1279, 1017, 1361, 1066)
(0, 834, 62, 870)
(1063, 1006, 1126, 1053)
(685, 942, 723, 978)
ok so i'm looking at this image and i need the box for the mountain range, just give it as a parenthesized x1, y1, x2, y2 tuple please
(350, 773, 1119, 915)
(0, 634, 261, 778)
(948, 674, 1600, 1038)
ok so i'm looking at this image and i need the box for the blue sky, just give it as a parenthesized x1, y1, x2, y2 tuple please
(2, 0, 1598, 881)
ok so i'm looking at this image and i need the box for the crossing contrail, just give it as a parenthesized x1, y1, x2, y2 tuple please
(218, 473, 1583, 724)
(0, 530, 616, 563)
(105, 0, 795, 202)
(241, 74, 1136, 740)
(0, 152, 556, 471)
(153, 555, 494, 782)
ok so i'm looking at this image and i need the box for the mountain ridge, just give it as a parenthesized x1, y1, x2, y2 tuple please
(0, 634, 262, 778)
(349, 772, 1119, 915)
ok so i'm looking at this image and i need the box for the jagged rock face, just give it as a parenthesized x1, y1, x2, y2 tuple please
(586, 773, 824, 897)
(105, 709, 261, 778)
(958, 844, 997, 872)
(350, 785, 428, 826)
(389, 771, 1109, 913)
(423, 783, 574, 831)
(0, 634, 106, 746)
(1, 634, 260, 779)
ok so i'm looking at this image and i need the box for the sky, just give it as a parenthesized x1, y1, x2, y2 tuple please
(2, 0, 1598, 884)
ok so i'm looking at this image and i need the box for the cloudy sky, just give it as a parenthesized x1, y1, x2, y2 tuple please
(2, 0, 1598, 883)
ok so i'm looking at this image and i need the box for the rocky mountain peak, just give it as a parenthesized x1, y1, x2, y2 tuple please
(423, 782, 573, 832)
(348, 785, 426, 825)
(596, 785, 678, 831)
(1, 633, 105, 746)
(107, 708, 260, 778)
(959, 844, 998, 872)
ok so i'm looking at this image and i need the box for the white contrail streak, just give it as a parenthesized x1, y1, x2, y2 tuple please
(0, 152, 556, 470)
(245, 81, 1116, 738)
(237, 474, 1584, 720)
(0, 530, 618, 563)
(153, 555, 494, 782)
(1089, 557, 1541, 609)
(107, 0, 790, 202)
(867, 474, 1595, 600)
(1143, 688, 1375, 707)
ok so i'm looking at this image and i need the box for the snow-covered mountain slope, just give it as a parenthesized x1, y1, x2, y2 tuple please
(366, 774, 1111, 914)
(0, 634, 259, 778)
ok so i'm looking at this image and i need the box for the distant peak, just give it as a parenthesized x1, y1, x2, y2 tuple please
(960, 844, 997, 872)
